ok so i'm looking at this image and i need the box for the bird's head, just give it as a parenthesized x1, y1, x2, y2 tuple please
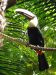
(15, 8, 38, 27)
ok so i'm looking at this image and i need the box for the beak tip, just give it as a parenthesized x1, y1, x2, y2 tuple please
(14, 9, 20, 12)
(14, 9, 18, 13)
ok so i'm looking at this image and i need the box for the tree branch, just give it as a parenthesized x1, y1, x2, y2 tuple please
(0, 32, 56, 51)
(28, 44, 56, 51)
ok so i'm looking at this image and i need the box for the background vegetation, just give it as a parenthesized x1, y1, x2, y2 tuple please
(0, 0, 56, 75)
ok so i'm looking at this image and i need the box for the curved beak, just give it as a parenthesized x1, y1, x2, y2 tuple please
(15, 9, 35, 19)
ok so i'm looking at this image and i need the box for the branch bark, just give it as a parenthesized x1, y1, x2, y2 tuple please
(0, 32, 56, 51)
(28, 44, 56, 51)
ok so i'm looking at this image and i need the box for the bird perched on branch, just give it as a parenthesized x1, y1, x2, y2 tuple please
(15, 9, 49, 71)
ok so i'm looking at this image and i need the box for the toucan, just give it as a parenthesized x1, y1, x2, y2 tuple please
(15, 9, 49, 71)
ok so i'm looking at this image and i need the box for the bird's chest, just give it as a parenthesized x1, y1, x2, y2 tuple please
(27, 27, 39, 45)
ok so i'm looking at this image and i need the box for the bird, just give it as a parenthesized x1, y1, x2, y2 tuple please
(15, 9, 49, 71)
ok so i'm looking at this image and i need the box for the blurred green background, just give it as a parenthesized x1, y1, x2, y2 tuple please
(0, 0, 56, 75)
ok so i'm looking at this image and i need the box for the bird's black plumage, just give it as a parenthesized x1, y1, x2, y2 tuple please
(27, 27, 44, 47)
(27, 27, 49, 71)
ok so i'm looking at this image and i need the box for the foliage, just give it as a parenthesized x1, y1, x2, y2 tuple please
(0, 0, 56, 75)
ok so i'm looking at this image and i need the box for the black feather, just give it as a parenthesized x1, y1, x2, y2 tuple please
(27, 27, 49, 71)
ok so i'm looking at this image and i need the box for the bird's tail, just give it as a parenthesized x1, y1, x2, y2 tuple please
(36, 50, 49, 71)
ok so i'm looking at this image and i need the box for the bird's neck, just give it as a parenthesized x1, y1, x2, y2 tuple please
(29, 16, 38, 27)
